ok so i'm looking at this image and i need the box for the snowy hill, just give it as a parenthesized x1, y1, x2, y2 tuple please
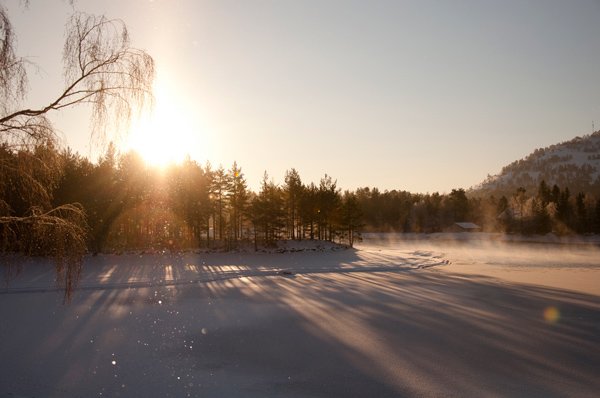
(473, 131, 600, 197)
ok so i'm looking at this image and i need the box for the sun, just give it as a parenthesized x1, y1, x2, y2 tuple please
(124, 79, 207, 167)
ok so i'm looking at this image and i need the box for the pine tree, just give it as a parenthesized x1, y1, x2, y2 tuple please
(338, 191, 363, 247)
(575, 192, 588, 233)
(283, 168, 302, 240)
(537, 180, 551, 206)
(531, 197, 551, 234)
(446, 188, 469, 224)
(211, 166, 230, 243)
(228, 161, 248, 242)
(299, 183, 318, 240)
(203, 162, 215, 245)
(250, 172, 285, 247)
(317, 174, 340, 241)
(169, 157, 210, 247)
(557, 187, 571, 224)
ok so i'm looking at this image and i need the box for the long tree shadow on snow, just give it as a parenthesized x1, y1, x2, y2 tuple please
(178, 270, 600, 397)
(1, 250, 600, 397)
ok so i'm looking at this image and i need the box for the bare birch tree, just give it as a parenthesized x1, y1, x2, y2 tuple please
(0, 6, 154, 301)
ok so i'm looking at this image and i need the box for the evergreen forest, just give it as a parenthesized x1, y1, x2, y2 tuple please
(3, 142, 600, 258)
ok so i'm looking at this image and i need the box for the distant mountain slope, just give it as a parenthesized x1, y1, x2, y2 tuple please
(473, 131, 600, 197)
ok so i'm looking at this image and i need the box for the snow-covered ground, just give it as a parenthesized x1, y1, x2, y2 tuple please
(360, 233, 600, 296)
(1, 240, 445, 295)
(1, 236, 599, 397)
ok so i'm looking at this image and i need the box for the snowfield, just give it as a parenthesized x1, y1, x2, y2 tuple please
(361, 233, 600, 296)
(1, 236, 599, 397)
(1, 241, 447, 295)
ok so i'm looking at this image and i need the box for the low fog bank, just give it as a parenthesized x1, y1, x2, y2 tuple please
(359, 232, 600, 296)
(361, 232, 600, 246)
(359, 232, 600, 268)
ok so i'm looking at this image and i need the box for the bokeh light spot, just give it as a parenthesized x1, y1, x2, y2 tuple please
(543, 306, 560, 323)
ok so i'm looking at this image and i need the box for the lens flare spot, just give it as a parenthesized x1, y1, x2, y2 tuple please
(543, 306, 560, 323)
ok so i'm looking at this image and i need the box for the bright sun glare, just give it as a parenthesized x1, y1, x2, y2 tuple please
(124, 79, 206, 167)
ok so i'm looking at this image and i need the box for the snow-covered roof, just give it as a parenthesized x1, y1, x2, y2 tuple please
(455, 222, 481, 230)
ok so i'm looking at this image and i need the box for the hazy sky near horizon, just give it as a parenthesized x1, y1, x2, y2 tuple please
(6, 0, 600, 193)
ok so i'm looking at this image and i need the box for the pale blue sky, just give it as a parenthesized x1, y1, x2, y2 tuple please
(6, 0, 600, 193)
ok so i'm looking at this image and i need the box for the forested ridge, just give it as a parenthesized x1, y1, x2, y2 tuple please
(476, 131, 600, 197)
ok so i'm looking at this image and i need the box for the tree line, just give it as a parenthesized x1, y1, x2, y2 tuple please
(6, 141, 600, 258)
(357, 182, 600, 235)
(5, 143, 363, 253)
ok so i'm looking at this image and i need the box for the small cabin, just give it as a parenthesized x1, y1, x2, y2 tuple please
(448, 222, 481, 233)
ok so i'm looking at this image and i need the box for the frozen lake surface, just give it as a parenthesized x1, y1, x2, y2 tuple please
(1, 236, 599, 397)
(359, 233, 600, 296)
